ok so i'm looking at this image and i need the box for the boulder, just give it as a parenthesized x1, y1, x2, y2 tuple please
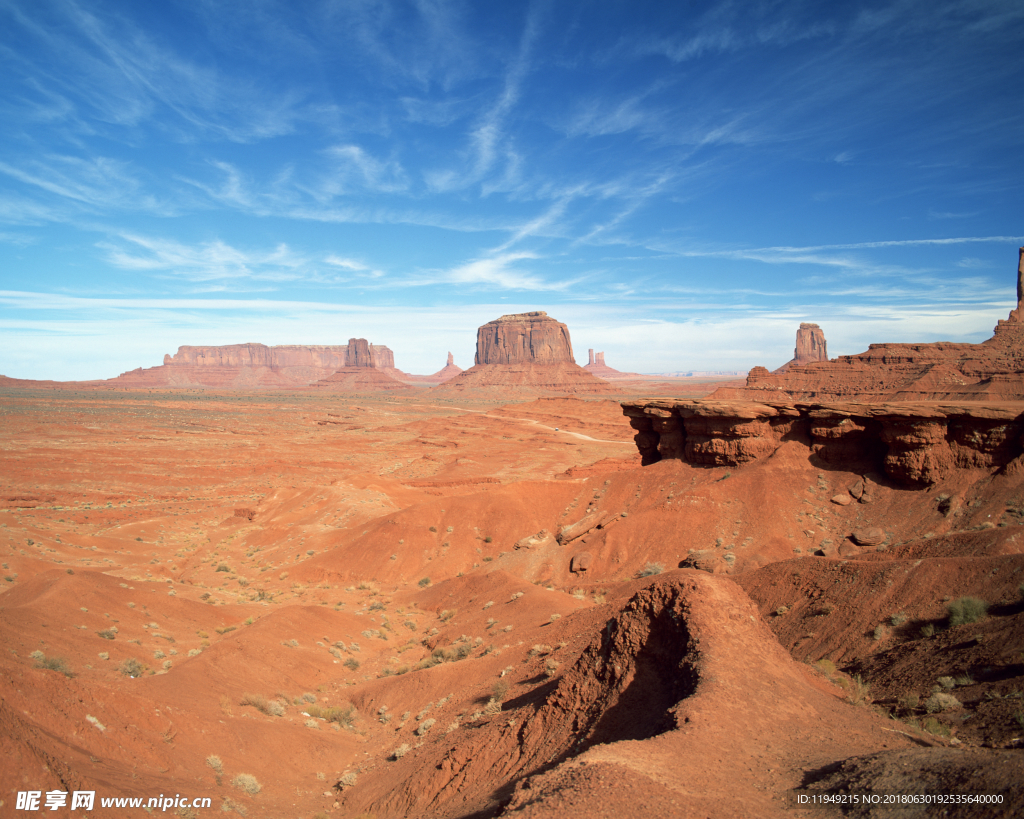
(851, 527, 886, 547)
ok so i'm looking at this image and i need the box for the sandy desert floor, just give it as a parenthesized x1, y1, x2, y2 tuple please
(1, 388, 1022, 818)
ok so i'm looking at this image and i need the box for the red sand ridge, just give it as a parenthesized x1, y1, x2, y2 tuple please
(713, 249, 1024, 401)
(437, 311, 616, 395)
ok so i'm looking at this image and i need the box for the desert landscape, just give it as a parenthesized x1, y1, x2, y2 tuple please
(3, 3, 1022, 816)
(2, 292, 1024, 818)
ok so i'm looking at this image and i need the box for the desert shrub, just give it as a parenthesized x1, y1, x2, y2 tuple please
(216, 564, 230, 572)
(307, 704, 356, 727)
(418, 577, 430, 587)
(267, 699, 285, 716)
(899, 693, 920, 711)
(872, 624, 888, 641)
(301, 692, 317, 703)
(344, 657, 360, 671)
(920, 623, 936, 637)
(947, 597, 988, 627)
(550, 613, 561, 622)
(484, 536, 493, 543)
(922, 717, 951, 737)
(925, 692, 961, 713)
(97, 629, 117, 640)
(391, 743, 410, 760)
(35, 654, 74, 678)
(636, 562, 664, 578)
(937, 676, 956, 689)
(338, 771, 357, 789)
(954, 674, 975, 687)
(439, 608, 456, 621)
(845, 674, 870, 705)
(119, 657, 143, 677)
(813, 658, 837, 676)
(415, 718, 436, 736)
(890, 612, 909, 627)
(232, 774, 261, 795)
(544, 658, 560, 677)
(239, 696, 272, 712)
(206, 755, 223, 773)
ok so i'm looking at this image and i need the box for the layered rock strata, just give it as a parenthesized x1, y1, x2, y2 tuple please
(437, 312, 615, 394)
(622, 398, 1024, 486)
(475, 311, 574, 365)
(713, 251, 1024, 402)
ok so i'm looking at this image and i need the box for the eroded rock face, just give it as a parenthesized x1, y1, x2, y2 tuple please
(623, 399, 1024, 486)
(475, 311, 574, 365)
(346, 338, 373, 367)
(795, 323, 828, 364)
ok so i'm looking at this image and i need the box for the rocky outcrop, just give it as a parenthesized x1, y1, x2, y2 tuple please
(713, 253, 1024, 401)
(475, 311, 574, 365)
(622, 398, 1024, 486)
(437, 312, 615, 395)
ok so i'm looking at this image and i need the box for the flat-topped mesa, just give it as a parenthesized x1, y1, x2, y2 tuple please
(475, 311, 575, 365)
(436, 311, 615, 394)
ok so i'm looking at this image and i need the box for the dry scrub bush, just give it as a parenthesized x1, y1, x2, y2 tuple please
(415, 718, 436, 736)
(119, 658, 143, 677)
(232, 774, 261, 795)
(34, 653, 74, 678)
(925, 692, 961, 713)
(947, 597, 987, 626)
(206, 756, 223, 773)
(338, 772, 357, 789)
(240, 693, 284, 716)
(306, 704, 356, 727)
(390, 743, 410, 760)
(636, 562, 664, 578)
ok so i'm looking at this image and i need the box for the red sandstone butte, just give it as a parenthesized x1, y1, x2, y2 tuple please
(583, 349, 644, 380)
(713, 250, 1024, 402)
(312, 337, 412, 391)
(437, 312, 616, 394)
(774, 323, 828, 373)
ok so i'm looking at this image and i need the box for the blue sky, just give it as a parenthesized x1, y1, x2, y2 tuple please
(2, 0, 1022, 380)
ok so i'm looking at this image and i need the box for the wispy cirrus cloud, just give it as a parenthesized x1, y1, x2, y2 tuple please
(98, 233, 312, 283)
